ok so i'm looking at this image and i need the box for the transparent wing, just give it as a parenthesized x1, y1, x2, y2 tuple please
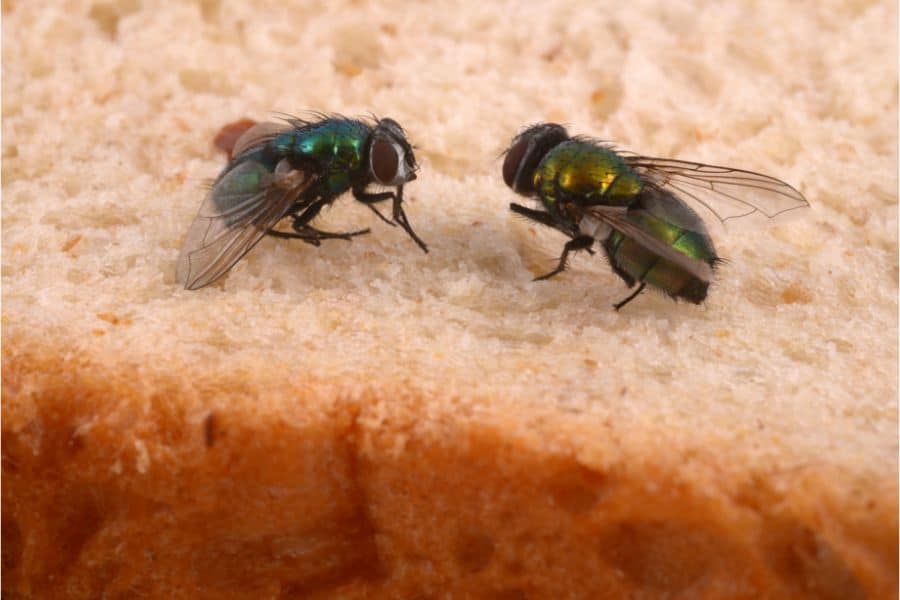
(633, 184, 711, 235)
(624, 156, 809, 225)
(231, 121, 291, 158)
(582, 205, 714, 282)
(176, 160, 313, 290)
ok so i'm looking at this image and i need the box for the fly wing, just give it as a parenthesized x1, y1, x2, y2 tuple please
(583, 205, 714, 282)
(632, 184, 712, 236)
(231, 122, 291, 158)
(624, 156, 809, 225)
(176, 160, 313, 290)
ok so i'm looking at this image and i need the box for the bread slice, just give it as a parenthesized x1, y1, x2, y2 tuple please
(3, 1, 897, 598)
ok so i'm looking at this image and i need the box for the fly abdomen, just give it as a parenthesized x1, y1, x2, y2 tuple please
(602, 213, 717, 304)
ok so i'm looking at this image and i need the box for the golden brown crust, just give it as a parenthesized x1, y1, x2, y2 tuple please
(3, 348, 896, 599)
(3, 1, 897, 597)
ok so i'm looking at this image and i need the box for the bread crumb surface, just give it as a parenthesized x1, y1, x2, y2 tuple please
(2, 1, 897, 597)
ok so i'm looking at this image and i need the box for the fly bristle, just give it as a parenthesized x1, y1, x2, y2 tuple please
(569, 134, 616, 150)
(273, 110, 353, 130)
(677, 277, 709, 304)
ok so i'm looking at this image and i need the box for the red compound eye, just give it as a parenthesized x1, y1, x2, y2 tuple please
(503, 137, 529, 188)
(371, 138, 399, 184)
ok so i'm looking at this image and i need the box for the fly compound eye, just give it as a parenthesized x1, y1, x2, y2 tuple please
(371, 138, 402, 185)
(503, 137, 530, 189)
(502, 123, 569, 195)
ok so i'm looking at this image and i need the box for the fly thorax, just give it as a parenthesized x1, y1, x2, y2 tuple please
(533, 171, 559, 208)
(608, 171, 643, 202)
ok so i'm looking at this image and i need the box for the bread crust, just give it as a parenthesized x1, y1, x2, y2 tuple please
(3, 1, 897, 597)
(4, 347, 896, 599)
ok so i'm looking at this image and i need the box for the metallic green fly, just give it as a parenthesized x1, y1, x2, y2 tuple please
(177, 114, 427, 290)
(503, 123, 809, 310)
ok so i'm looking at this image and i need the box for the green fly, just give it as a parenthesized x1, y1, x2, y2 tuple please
(503, 123, 808, 310)
(177, 114, 427, 290)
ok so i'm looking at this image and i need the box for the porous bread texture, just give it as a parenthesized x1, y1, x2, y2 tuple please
(2, 0, 897, 598)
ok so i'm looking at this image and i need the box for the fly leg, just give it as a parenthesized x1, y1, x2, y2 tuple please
(353, 185, 428, 252)
(510, 203, 594, 254)
(510, 203, 574, 237)
(613, 282, 646, 311)
(354, 186, 428, 252)
(534, 235, 595, 281)
(291, 202, 370, 242)
(352, 188, 397, 227)
(267, 200, 370, 246)
(391, 185, 428, 253)
(278, 224, 371, 245)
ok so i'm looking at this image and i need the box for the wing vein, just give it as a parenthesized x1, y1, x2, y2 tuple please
(176, 160, 314, 289)
(625, 155, 809, 226)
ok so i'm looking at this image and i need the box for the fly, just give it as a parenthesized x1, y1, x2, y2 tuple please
(177, 114, 427, 290)
(502, 123, 809, 310)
